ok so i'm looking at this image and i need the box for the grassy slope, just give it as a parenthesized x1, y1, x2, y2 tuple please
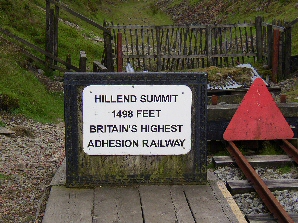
(0, 0, 172, 123)
(0, 0, 297, 122)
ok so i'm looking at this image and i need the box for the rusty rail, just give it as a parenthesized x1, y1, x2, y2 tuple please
(279, 139, 298, 165)
(226, 141, 294, 223)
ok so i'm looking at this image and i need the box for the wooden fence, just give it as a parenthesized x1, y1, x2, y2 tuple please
(0, 0, 295, 81)
(0, 0, 109, 73)
(104, 16, 293, 81)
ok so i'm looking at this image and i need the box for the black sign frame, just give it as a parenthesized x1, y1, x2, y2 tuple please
(64, 72, 207, 187)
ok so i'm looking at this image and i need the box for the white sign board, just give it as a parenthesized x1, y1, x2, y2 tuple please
(83, 85, 192, 155)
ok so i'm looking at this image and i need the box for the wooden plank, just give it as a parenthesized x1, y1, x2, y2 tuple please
(79, 51, 87, 72)
(0, 127, 15, 134)
(169, 185, 196, 222)
(93, 186, 143, 223)
(183, 185, 231, 223)
(117, 32, 123, 72)
(272, 29, 280, 83)
(246, 213, 298, 223)
(0, 27, 79, 71)
(122, 53, 255, 59)
(206, 25, 212, 66)
(45, 0, 51, 64)
(284, 25, 292, 78)
(156, 26, 162, 71)
(129, 27, 134, 67)
(49, 0, 109, 33)
(93, 61, 108, 72)
(54, 0, 59, 66)
(267, 24, 273, 69)
(43, 186, 93, 223)
(255, 16, 263, 62)
(103, 22, 114, 71)
(212, 155, 295, 168)
(227, 179, 298, 194)
(135, 29, 140, 68)
(139, 185, 176, 222)
(106, 23, 254, 30)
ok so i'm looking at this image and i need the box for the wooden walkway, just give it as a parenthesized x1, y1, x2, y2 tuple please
(42, 161, 242, 223)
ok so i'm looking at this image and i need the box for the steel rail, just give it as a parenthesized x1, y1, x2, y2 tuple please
(279, 139, 298, 165)
(226, 141, 294, 223)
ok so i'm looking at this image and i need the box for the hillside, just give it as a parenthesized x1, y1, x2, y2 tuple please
(0, 0, 297, 122)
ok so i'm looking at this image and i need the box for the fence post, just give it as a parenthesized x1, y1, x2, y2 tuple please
(267, 24, 273, 69)
(117, 32, 123, 72)
(66, 54, 72, 70)
(79, 51, 87, 72)
(103, 21, 114, 72)
(255, 16, 263, 62)
(284, 24, 292, 79)
(272, 29, 280, 83)
(45, 0, 54, 66)
(156, 26, 162, 72)
(206, 25, 212, 66)
(53, 0, 59, 66)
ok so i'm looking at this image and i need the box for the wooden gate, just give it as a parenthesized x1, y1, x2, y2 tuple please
(104, 17, 293, 81)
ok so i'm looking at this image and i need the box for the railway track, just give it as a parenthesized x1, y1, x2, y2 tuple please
(220, 140, 298, 223)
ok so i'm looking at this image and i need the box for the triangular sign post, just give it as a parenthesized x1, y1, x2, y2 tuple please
(223, 78, 294, 141)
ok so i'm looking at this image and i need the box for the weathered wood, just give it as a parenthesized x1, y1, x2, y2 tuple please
(279, 30, 284, 80)
(255, 16, 263, 62)
(289, 17, 298, 26)
(93, 61, 108, 72)
(129, 27, 134, 67)
(105, 18, 287, 72)
(156, 26, 162, 71)
(117, 32, 123, 72)
(79, 51, 87, 72)
(0, 127, 15, 135)
(139, 185, 177, 222)
(246, 213, 298, 223)
(45, 0, 51, 64)
(272, 29, 280, 83)
(212, 155, 295, 168)
(206, 25, 212, 66)
(267, 24, 273, 69)
(170, 186, 196, 222)
(53, 0, 59, 66)
(49, 0, 108, 33)
(66, 54, 71, 70)
(135, 29, 140, 69)
(42, 186, 93, 223)
(93, 187, 143, 223)
(105, 23, 255, 30)
(226, 179, 298, 195)
(103, 21, 114, 71)
(46, 8, 55, 67)
(183, 185, 231, 223)
(0, 27, 79, 71)
(284, 25, 291, 79)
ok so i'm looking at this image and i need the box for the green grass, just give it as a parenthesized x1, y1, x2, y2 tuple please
(0, 173, 8, 179)
(0, 43, 64, 123)
(278, 164, 293, 174)
(259, 141, 285, 155)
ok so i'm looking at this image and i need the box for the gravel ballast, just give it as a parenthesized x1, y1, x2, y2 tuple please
(214, 166, 298, 215)
(0, 114, 65, 222)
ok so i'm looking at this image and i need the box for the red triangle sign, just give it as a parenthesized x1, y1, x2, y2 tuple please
(223, 78, 294, 141)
